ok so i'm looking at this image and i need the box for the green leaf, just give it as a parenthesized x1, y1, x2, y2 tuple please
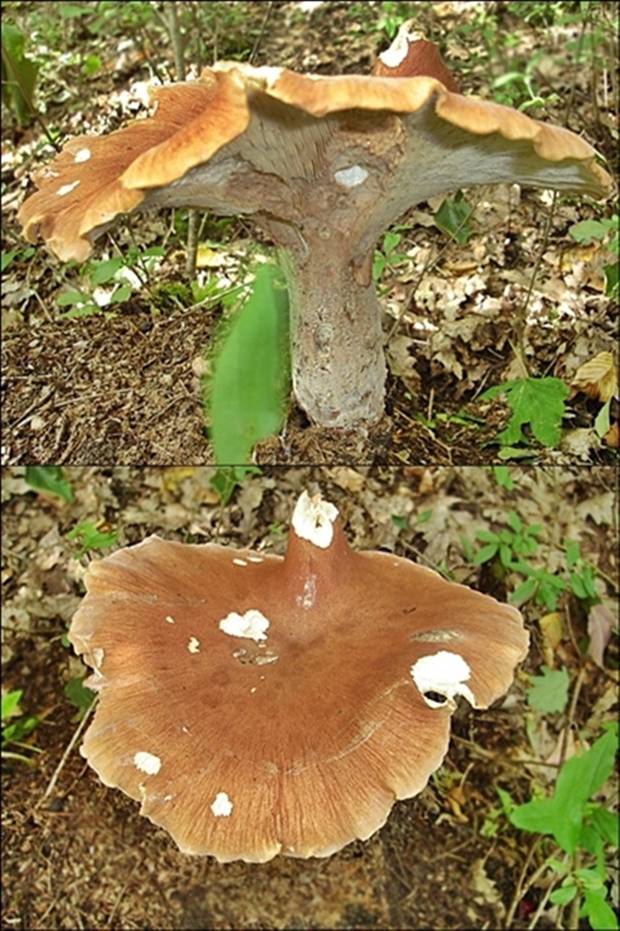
(565, 539, 581, 568)
(434, 190, 473, 245)
(110, 282, 132, 304)
(509, 576, 538, 605)
(64, 676, 96, 718)
(594, 397, 611, 438)
(57, 289, 88, 307)
(82, 53, 102, 76)
(1, 690, 23, 721)
(526, 665, 569, 713)
(549, 885, 578, 905)
(1, 248, 18, 272)
(476, 530, 499, 544)
(555, 727, 618, 813)
(603, 261, 618, 298)
(25, 466, 74, 502)
(1, 22, 38, 126)
(66, 521, 118, 555)
(206, 263, 290, 464)
(590, 806, 619, 847)
(506, 511, 522, 534)
(2, 714, 39, 746)
(509, 797, 558, 835)
(583, 889, 618, 931)
(473, 542, 499, 565)
(90, 258, 124, 285)
(569, 219, 611, 244)
(482, 377, 569, 447)
(59, 3, 90, 17)
(492, 465, 515, 489)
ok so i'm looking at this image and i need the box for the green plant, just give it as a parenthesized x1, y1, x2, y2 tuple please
(565, 540, 600, 607)
(56, 246, 163, 318)
(2, 690, 42, 765)
(2, 245, 35, 272)
(25, 466, 74, 502)
(471, 509, 542, 568)
(372, 229, 410, 282)
(204, 262, 290, 466)
(67, 521, 118, 556)
(64, 676, 96, 720)
(569, 214, 619, 299)
(1, 21, 38, 126)
(481, 377, 569, 454)
(505, 723, 618, 930)
(464, 510, 570, 611)
(434, 191, 474, 245)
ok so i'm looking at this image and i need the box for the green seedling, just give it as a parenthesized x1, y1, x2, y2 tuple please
(434, 190, 473, 245)
(67, 521, 118, 556)
(1, 690, 42, 765)
(505, 724, 618, 931)
(372, 230, 410, 282)
(25, 466, 74, 502)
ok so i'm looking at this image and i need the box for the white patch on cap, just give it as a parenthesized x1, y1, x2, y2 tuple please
(219, 609, 270, 642)
(56, 180, 80, 197)
(73, 148, 91, 163)
(165, 615, 175, 624)
(247, 555, 264, 563)
(233, 558, 248, 567)
(410, 651, 476, 708)
(133, 751, 161, 775)
(378, 27, 422, 68)
(211, 791, 233, 817)
(292, 490, 338, 549)
(296, 574, 317, 609)
(334, 165, 369, 188)
(187, 636, 200, 654)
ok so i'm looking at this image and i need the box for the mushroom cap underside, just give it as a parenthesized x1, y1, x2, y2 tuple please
(18, 66, 611, 263)
(70, 531, 528, 862)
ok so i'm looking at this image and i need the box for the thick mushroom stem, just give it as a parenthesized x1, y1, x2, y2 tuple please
(280, 244, 386, 428)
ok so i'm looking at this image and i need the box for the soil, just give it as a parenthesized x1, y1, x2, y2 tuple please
(2, 465, 617, 930)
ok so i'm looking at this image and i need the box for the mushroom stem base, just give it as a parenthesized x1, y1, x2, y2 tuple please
(281, 250, 386, 428)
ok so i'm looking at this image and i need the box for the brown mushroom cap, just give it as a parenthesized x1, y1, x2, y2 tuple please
(69, 490, 528, 863)
(18, 38, 610, 263)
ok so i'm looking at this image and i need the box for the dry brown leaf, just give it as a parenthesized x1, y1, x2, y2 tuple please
(538, 612, 563, 668)
(572, 351, 618, 402)
(603, 422, 619, 448)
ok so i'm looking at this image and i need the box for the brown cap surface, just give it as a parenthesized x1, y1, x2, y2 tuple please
(70, 491, 528, 863)
(371, 20, 460, 90)
(17, 70, 249, 261)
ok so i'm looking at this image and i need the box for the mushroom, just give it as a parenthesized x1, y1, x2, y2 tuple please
(69, 489, 528, 862)
(18, 25, 611, 429)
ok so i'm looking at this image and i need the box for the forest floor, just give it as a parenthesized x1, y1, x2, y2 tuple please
(2, 465, 617, 929)
(2, 0, 618, 465)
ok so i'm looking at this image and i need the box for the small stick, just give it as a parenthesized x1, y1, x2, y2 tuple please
(38, 697, 97, 806)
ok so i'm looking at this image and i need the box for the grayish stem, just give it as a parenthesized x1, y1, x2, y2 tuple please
(280, 242, 386, 428)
